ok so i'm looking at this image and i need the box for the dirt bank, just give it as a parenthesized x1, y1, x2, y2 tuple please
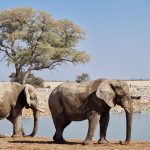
(0, 137, 150, 150)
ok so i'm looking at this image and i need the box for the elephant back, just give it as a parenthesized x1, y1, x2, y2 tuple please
(0, 82, 23, 103)
(0, 83, 14, 102)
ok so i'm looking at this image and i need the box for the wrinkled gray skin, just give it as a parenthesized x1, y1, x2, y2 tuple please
(49, 79, 133, 145)
(0, 82, 43, 137)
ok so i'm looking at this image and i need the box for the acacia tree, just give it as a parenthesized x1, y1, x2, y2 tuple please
(75, 73, 90, 83)
(0, 8, 90, 83)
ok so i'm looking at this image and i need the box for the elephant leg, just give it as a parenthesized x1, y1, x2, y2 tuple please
(8, 116, 25, 136)
(11, 110, 22, 137)
(53, 117, 71, 144)
(83, 111, 100, 145)
(98, 110, 110, 144)
(62, 121, 71, 131)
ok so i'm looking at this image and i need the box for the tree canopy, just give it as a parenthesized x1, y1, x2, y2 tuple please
(0, 8, 90, 83)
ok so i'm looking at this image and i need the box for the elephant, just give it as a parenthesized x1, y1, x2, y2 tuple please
(0, 82, 44, 137)
(48, 78, 133, 145)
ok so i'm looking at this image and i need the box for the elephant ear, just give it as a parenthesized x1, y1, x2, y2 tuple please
(96, 80, 115, 108)
(24, 84, 35, 106)
(88, 78, 106, 95)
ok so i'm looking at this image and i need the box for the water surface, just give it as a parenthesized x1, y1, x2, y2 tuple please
(0, 113, 150, 141)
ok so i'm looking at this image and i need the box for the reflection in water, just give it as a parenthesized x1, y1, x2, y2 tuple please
(0, 113, 150, 141)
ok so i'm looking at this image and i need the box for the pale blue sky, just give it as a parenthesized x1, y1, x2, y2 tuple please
(1, 0, 150, 81)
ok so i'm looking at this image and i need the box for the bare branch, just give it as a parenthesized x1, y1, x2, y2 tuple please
(0, 48, 13, 59)
(0, 54, 7, 62)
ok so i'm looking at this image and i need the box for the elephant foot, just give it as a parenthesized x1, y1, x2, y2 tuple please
(54, 138, 67, 144)
(23, 133, 35, 137)
(12, 134, 22, 138)
(82, 139, 93, 145)
(98, 138, 109, 144)
(119, 140, 130, 145)
(53, 134, 67, 144)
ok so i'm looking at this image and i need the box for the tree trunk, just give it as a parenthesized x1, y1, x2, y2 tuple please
(14, 64, 23, 83)
(22, 70, 31, 84)
(14, 63, 32, 84)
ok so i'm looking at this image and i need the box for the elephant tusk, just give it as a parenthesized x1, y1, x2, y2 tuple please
(36, 108, 45, 113)
(124, 107, 131, 114)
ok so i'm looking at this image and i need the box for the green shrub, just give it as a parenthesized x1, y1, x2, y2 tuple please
(26, 76, 44, 88)
(9, 72, 44, 87)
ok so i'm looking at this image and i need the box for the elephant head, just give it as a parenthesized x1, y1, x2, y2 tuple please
(23, 84, 44, 136)
(96, 80, 133, 144)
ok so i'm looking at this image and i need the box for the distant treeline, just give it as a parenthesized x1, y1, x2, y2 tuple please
(124, 79, 150, 81)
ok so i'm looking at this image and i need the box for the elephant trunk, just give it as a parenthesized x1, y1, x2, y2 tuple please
(29, 102, 45, 136)
(23, 105, 44, 137)
(29, 108, 39, 137)
(120, 101, 133, 145)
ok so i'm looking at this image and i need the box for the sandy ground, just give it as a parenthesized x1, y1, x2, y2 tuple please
(0, 137, 150, 150)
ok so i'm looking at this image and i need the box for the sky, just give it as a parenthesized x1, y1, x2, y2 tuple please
(1, 0, 150, 81)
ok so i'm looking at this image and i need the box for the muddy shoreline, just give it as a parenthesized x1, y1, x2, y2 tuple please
(0, 137, 150, 150)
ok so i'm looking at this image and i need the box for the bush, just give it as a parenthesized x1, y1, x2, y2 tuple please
(75, 73, 90, 83)
(9, 73, 44, 87)
(26, 76, 44, 88)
